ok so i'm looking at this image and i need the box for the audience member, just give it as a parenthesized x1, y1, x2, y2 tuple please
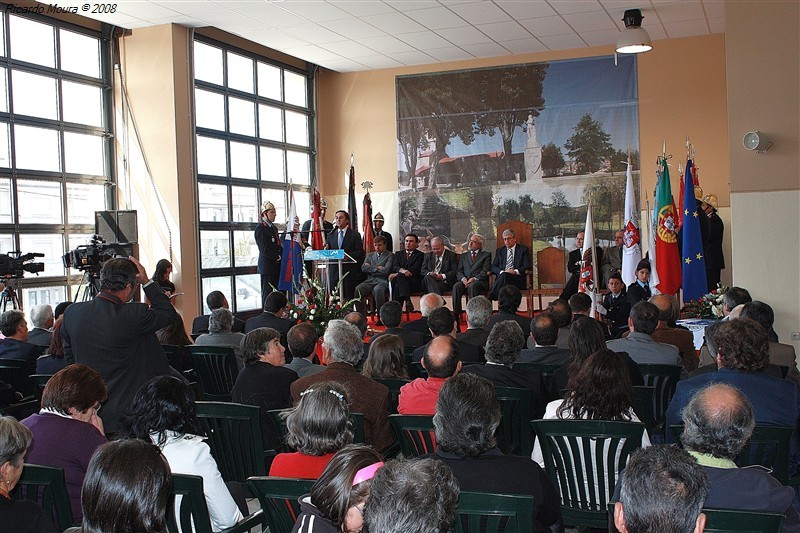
(53, 301, 72, 321)
(118, 376, 245, 529)
(195, 308, 246, 368)
(369, 301, 425, 349)
(402, 293, 443, 338)
(244, 291, 293, 347)
(285, 323, 325, 377)
(412, 307, 484, 364)
(457, 295, 492, 348)
(389, 233, 424, 313)
(356, 235, 394, 322)
(398, 335, 461, 415)
(155, 311, 194, 372)
(27, 304, 54, 348)
(269, 382, 354, 479)
(452, 233, 491, 318)
(192, 290, 245, 335)
(486, 285, 531, 338)
(568, 292, 593, 318)
(740, 301, 799, 384)
(519, 312, 570, 365)
(598, 272, 631, 338)
(36, 317, 69, 375)
(0, 309, 43, 362)
(21, 364, 108, 522)
(291, 320, 393, 452)
(489, 228, 531, 300)
(626, 260, 651, 306)
(722, 286, 752, 318)
(648, 294, 698, 371)
(545, 298, 573, 350)
(429, 373, 562, 532)
(607, 301, 681, 366)
(421, 236, 458, 295)
(344, 311, 370, 363)
(362, 334, 409, 381)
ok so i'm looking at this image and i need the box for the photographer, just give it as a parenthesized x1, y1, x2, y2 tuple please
(61, 256, 176, 434)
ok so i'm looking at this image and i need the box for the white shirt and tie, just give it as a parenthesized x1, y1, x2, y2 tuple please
(505, 245, 518, 274)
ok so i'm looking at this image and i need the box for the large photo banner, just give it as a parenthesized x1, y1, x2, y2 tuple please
(396, 55, 640, 276)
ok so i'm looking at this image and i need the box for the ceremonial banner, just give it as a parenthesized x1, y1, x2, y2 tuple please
(681, 159, 708, 300)
(362, 192, 374, 253)
(653, 157, 681, 295)
(278, 190, 303, 294)
(347, 159, 358, 231)
(310, 187, 324, 250)
(579, 202, 599, 317)
(621, 158, 642, 286)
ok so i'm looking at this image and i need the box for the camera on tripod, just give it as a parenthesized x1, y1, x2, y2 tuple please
(0, 251, 45, 279)
(62, 235, 133, 273)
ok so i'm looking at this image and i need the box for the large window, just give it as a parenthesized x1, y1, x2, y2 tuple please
(193, 37, 314, 314)
(0, 9, 112, 310)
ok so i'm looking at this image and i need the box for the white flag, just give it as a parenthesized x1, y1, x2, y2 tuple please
(621, 157, 642, 286)
(580, 202, 599, 318)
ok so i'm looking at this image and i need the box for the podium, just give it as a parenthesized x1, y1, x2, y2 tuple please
(304, 249, 357, 298)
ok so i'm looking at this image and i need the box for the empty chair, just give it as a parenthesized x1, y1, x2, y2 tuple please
(187, 346, 238, 402)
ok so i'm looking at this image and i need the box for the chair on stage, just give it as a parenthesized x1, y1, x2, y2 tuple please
(530, 247, 566, 314)
(495, 221, 535, 317)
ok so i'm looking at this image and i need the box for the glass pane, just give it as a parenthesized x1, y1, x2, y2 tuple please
(194, 41, 223, 85)
(10, 15, 55, 68)
(0, 123, 10, 168)
(194, 88, 225, 131)
(68, 233, 94, 251)
(230, 141, 256, 180)
(198, 182, 229, 222)
(260, 147, 285, 183)
(196, 136, 227, 176)
(285, 110, 309, 147)
(293, 190, 311, 223)
(228, 96, 255, 137)
(0, 178, 10, 223)
(261, 188, 286, 223)
(286, 151, 311, 186)
(0, 67, 7, 113)
(0, 18, 5, 57)
(18, 179, 62, 223)
(12, 70, 58, 120)
(235, 273, 261, 312)
(227, 52, 254, 93)
(66, 183, 106, 224)
(62, 81, 102, 127)
(233, 230, 257, 267)
(257, 62, 281, 100)
(59, 30, 100, 78)
(258, 104, 282, 141)
(21, 286, 66, 312)
(201, 276, 232, 313)
(14, 125, 60, 172)
(64, 132, 105, 176)
(284, 70, 307, 107)
(200, 230, 230, 269)
(232, 186, 258, 223)
(19, 233, 64, 276)
(0, 234, 13, 253)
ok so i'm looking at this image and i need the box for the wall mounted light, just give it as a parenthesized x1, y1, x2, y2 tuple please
(742, 131, 773, 153)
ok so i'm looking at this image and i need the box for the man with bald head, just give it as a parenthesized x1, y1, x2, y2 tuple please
(421, 236, 458, 295)
(649, 294, 697, 371)
(398, 335, 461, 415)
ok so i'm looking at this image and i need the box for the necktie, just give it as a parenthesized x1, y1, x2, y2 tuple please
(338, 230, 344, 248)
(506, 248, 514, 270)
(471, 251, 476, 262)
(435, 255, 442, 274)
(407, 251, 412, 261)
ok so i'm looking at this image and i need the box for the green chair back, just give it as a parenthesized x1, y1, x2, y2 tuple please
(637, 364, 682, 432)
(513, 362, 561, 401)
(374, 378, 410, 414)
(631, 385, 657, 432)
(187, 346, 238, 401)
(13, 464, 74, 531)
(455, 491, 533, 533)
(167, 473, 262, 533)
(703, 508, 784, 533)
(531, 419, 645, 529)
(0, 358, 36, 398)
(0, 398, 39, 419)
(410, 361, 427, 380)
(247, 476, 314, 532)
(494, 386, 533, 456)
(268, 408, 365, 453)
(388, 414, 436, 457)
(28, 374, 53, 403)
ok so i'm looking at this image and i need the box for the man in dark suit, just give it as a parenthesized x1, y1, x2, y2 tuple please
(255, 200, 282, 309)
(325, 209, 365, 302)
(402, 293, 442, 341)
(489, 229, 531, 300)
(457, 295, 491, 349)
(191, 290, 245, 336)
(370, 301, 425, 349)
(0, 310, 43, 362)
(560, 230, 603, 300)
(421, 236, 458, 295)
(600, 230, 624, 288)
(701, 198, 725, 289)
(519, 312, 570, 365)
(300, 197, 334, 277)
(389, 233, 424, 312)
(411, 307, 484, 365)
(61, 257, 176, 433)
(372, 212, 393, 252)
(27, 304, 54, 348)
(487, 285, 531, 339)
(452, 234, 491, 319)
(244, 291, 293, 349)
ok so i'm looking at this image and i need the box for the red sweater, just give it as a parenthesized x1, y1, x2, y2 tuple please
(268, 452, 335, 479)
(397, 377, 447, 415)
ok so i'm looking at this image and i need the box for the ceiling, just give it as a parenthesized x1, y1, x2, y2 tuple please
(80, 0, 725, 72)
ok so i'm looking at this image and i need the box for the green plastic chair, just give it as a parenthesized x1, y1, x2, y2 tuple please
(267, 408, 365, 453)
(631, 385, 657, 432)
(0, 398, 39, 419)
(531, 419, 645, 529)
(28, 374, 54, 403)
(187, 346, 238, 402)
(374, 378, 411, 414)
(703, 508, 785, 533)
(167, 473, 263, 533)
(388, 414, 437, 457)
(0, 358, 36, 398)
(13, 464, 75, 531)
(513, 362, 561, 402)
(455, 491, 534, 533)
(247, 476, 314, 532)
(637, 364, 682, 435)
(494, 386, 533, 456)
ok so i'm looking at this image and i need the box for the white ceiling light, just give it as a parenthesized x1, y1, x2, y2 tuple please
(616, 9, 653, 54)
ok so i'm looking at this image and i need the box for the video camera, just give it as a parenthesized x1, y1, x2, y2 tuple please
(62, 235, 133, 273)
(0, 251, 45, 279)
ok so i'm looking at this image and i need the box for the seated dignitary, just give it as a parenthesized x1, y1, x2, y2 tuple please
(369, 301, 425, 349)
(411, 307, 484, 364)
(118, 376, 246, 530)
(389, 233, 424, 313)
(61, 256, 176, 434)
(519, 312, 571, 365)
(0, 309, 43, 362)
(486, 285, 531, 339)
(244, 290, 293, 347)
(27, 304, 54, 348)
(398, 335, 461, 415)
(666, 318, 800, 472)
(560, 230, 603, 301)
(462, 320, 547, 418)
(597, 272, 631, 338)
(421, 236, 458, 295)
(231, 327, 298, 452)
(601, 229, 625, 288)
(489, 228, 531, 301)
(355, 235, 394, 322)
(607, 301, 681, 366)
(291, 320, 394, 452)
(364, 457, 459, 533)
(451, 233, 491, 318)
(194, 308, 246, 368)
(613, 445, 708, 533)
(402, 292, 443, 339)
(285, 322, 325, 378)
(456, 295, 492, 348)
(361, 334, 410, 381)
(741, 301, 800, 384)
(269, 382, 353, 479)
(192, 290, 245, 336)
(427, 373, 562, 532)
(681, 382, 800, 531)
(649, 294, 698, 371)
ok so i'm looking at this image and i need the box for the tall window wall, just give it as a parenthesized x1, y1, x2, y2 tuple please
(193, 37, 314, 314)
(0, 9, 112, 310)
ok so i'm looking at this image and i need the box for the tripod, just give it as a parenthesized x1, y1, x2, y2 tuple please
(74, 270, 101, 302)
(0, 280, 21, 311)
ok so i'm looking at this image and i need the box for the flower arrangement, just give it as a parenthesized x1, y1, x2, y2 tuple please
(680, 284, 728, 319)
(286, 275, 359, 336)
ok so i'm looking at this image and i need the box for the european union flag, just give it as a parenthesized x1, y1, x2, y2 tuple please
(681, 159, 708, 301)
